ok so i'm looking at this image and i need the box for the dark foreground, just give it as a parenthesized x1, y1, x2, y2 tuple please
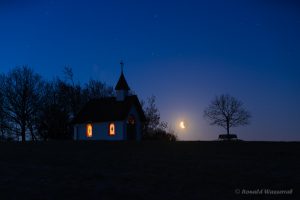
(0, 141, 299, 200)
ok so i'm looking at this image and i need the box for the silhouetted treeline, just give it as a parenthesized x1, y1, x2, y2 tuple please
(0, 66, 176, 142)
(0, 66, 114, 141)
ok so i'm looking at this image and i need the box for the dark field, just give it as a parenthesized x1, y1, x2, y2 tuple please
(0, 141, 299, 200)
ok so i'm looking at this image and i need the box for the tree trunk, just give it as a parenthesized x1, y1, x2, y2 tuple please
(21, 124, 26, 142)
(226, 120, 230, 135)
(30, 125, 36, 141)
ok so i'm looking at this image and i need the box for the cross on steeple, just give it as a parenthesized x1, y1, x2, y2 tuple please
(116, 60, 130, 101)
(115, 60, 130, 91)
(120, 60, 124, 73)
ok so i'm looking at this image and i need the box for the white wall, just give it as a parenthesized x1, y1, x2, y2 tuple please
(73, 105, 144, 141)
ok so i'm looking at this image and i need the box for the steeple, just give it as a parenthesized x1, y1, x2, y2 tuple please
(121, 60, 124, 73)
(115, 61, 130, 101)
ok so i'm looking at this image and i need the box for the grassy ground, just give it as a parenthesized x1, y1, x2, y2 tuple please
(0, 141, 299, 200)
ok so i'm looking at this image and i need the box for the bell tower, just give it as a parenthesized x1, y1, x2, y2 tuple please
(115, 61, 130, 101)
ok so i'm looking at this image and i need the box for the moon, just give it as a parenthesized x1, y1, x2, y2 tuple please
(179, 121, 186, 129)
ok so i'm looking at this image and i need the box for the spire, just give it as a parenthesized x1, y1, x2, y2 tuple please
(120, 60, 124, 73)
(115, 61, 130, 91)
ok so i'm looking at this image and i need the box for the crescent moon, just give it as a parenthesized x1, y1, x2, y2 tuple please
(180, 121, 186, 129)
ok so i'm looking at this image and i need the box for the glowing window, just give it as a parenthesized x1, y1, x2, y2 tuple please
(86, 123, 93, 138)
(109, 123, 115, 136)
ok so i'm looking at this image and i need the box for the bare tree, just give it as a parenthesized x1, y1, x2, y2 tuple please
(204, 94, 251, 136)
(37, 79, 72, 140)
(83, 79, 114, 100)
(63, 65, 74, 86)
(142, 96, 177, 141)
(143, 96, 161, 131)
(0, 74, 8, 140)
(3, 66, 44, 142)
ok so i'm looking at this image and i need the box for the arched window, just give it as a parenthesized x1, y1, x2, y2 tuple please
(109, 123, 115, 136)
(86, 123, 93, 138)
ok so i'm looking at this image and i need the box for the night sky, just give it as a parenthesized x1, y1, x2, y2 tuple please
(1, 0, 299, 141)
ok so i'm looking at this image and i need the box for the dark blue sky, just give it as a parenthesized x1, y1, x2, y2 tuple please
(1, 0, 300, 140)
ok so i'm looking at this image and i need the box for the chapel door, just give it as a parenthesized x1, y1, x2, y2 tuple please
(126, 115, 136, 140)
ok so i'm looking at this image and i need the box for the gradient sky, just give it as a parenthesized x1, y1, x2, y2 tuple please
(0, 0, 299, 141)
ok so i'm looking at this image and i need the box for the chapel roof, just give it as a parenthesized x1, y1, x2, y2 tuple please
(115, 72, 130, 91)
(72, 95, 145, 124)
